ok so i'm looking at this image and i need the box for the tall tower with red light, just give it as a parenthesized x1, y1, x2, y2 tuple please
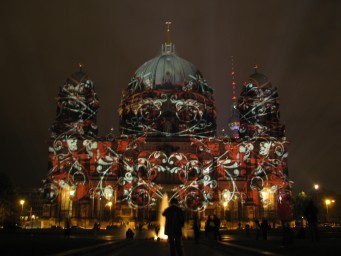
(227, 56, 240, 138)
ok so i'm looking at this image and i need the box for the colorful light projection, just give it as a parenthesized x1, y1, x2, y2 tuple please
(44, 61, 290, 213)
(45, 133, 290, 212)
(51, 65, 99, 138)
(118, 46, 216, 138)
(238, 68, 285, 139)
(45, 133, 220, 211)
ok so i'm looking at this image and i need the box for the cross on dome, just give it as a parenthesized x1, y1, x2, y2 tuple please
(254, 64, 259, 73)
(165, 21, 172, 44)
(162, 21, 175, 55)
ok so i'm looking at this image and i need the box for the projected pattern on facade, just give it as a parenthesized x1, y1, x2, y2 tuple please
(45, 134, 289, 211)
(44, 44, 291, 215)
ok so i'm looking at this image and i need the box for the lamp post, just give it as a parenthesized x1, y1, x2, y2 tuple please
(91, 191, 95, 219)
(223, 201, 227, 225)
(325, 199, 330, 222)
(325, 199, 335, 223)
(106, 202, 113, 226)
(20, 200, 25, 215)
(19, 200, 25, 226)
(31, 214, 35, 229)
(313, 184, 319, 206)
(69, 188, 75, 218)
(222, 190, 230, 226)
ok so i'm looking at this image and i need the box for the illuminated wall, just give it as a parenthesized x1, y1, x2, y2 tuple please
(44, 43, 292, 221)
(118, 46, 216, 137)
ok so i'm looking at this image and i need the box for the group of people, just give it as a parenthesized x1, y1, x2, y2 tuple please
(254, 218, 269, 240)
(120, 198, 320, 256)
(204, 215, 222, 241)
(162, 199, 224, 256)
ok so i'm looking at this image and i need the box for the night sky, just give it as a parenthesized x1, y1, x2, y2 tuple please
(1, 0, 340, 194)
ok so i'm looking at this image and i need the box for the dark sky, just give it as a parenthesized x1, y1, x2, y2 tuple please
(1, 0, 340, 194)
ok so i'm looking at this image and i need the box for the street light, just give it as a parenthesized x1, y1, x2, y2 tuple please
(325, 199, 335, 222)
(221, 190, 230, 225)
(19, 200, 25, 226)
(223, 201, 228, 223)
(31, 214, 35, 229)
(312, 184, 320, 205)
(69, 188, 75, 218)
(106, 202, 113, 225)
(69, 189, 75, 197)
(20, 200, 25, 215)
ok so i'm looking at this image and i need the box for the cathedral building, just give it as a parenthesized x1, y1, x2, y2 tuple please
(42, 30, 292, 228)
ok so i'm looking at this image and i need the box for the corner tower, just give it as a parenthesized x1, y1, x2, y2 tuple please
(51, 65, 99, 139)
(238, 67, 285, 138)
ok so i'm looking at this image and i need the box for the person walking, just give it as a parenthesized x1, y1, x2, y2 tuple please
(205, 216, 215, 239)
(64, 218, 71, 238)
(260, 219, 268, 240)
(93, 221, 100, 237)
(126, 228, 135, 239)
(304, 200, 319, 242)
(254, 219, 261, 240)
(213, 214, 222, 241)
(245, 223, 250, 237)
(162, 198, 185, 256)
(193, 213, 201, 243)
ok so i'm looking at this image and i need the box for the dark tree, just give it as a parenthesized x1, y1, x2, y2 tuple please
(0, 172, 17, 228)
(293, 191, 310, 220)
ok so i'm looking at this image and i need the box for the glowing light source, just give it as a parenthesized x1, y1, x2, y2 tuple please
(69, 189, 75, 197)
(20, 200, 25, 214)
(43, 40, 290, 222)
(325, 198, 335, 222)
(106, 201, 113, 225)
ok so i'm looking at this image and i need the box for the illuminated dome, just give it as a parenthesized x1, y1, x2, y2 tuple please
(134, 53, 207, 90)
(245, 70, 273, 90)
(51, 65, 99, 138)
(129, 44, 213, 94)
(118, 41, 216, 137)
(238, 67, 284, 138)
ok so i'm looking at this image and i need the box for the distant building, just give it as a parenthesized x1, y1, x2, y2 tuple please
(42, 32, 292, 228)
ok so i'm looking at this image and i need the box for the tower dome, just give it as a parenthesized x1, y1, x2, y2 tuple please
(246, 71, 272, 89)
(118, 33, 216, 137)
(238, 67, 284, 138)
(51, 65, 99, 138)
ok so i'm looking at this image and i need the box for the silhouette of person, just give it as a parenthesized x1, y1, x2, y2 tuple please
(254, 219, 261, 240)
(205, 216, 215, 239)
(193, 213, 201, 243)
(213, 214, 222, 241)
(155, 224, 160, 237)
(260, 219, 268, 240)
(126, 228, 134, 239)
(93, 221, 100, 236)
(64, 218, 71, 238)
(162, 198, 185, 256)
(245, 223, 250, 237)
(304, 200, 319, 242)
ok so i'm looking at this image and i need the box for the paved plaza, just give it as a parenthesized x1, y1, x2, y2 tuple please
(1, 228, 340, 256)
